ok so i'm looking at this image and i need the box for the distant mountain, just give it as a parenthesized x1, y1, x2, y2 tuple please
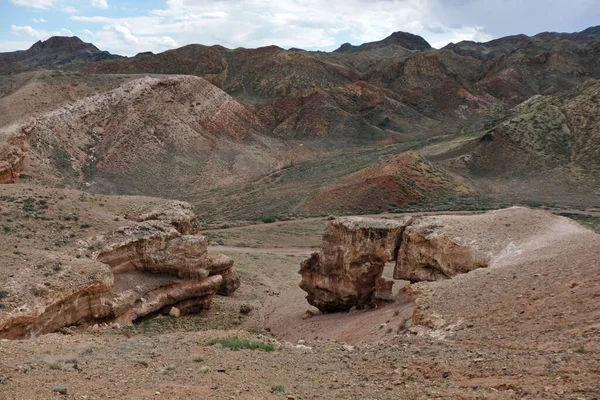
(0, 36, 121, 68)
(578, 25, 600, 38)
(334, 31, 432, 53)
(1, 27, 599, 219)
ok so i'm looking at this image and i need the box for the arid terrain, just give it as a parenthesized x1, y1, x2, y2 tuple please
(0, 24, 599, 400)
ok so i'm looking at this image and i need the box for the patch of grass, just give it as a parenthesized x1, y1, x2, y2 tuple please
(207, 336, 275, 352)
(271, 385, 286, 393)
(114, 306, 241, 335)
(575, 345, 586, 354)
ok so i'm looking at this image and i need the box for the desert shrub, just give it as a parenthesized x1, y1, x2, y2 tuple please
(207, 336, 274, 352)
(271, 385, 286, 393)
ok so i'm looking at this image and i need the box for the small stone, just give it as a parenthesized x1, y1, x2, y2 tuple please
(200, 366, 210, 374)
(297, 340, 305, 344)
(302, 310, 320, 320)
(169, 307, 181, 318)
(240, 304, 254, 315)
(53, 386, 67, 395)
(443, 371, 451, 378)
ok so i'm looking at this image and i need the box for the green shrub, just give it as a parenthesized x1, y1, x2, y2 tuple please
(271, 385, 286, 393)
(207, 336, 274, 352)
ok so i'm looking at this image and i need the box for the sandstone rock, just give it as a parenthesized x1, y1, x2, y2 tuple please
(168, 307, 181, 318)
(373, 277, 395, 302)
(0, 125, 29, 184)
(0, 200, 239, 339)
(299, 216, 412, 312)
(394, 215, 490, 282)
(240, 304, 254, 315)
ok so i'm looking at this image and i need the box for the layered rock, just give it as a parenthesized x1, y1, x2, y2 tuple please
(300, 208, 571, 313)
(299, 216, 412, 311)
(394, 216, 490, 282)
(0, 201, 239, 339)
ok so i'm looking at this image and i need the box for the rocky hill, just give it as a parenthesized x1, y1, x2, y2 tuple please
(1, 27, 599, 220)
(0, 36, 121, 68)
(430, 79, 600, 205)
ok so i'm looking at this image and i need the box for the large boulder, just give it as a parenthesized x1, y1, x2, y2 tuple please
(299, 216, 412, 312)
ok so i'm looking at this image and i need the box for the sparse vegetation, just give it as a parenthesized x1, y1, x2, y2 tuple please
(271, 385, 286, 393)
(207, 336, 275, 352)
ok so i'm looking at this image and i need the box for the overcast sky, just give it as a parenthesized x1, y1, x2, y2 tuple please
(1, 0, 599, 56)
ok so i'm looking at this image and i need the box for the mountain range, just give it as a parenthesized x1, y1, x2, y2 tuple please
(0, 26, 598, 222)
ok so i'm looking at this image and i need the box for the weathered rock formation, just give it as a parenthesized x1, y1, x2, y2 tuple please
(0, 202, 239, 339)
(300, 207, 577, 312)
(0, 124, 30, 183)
(394, 216, 490, 282)
(299, 216, 412, 311)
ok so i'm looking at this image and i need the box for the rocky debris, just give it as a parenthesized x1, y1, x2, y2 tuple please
(299, 216, 412, 311)
(239, 304, 254, 315)
(0, 201, 239, 339)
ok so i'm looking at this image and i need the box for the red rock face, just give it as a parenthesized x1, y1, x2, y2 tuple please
(0, 125, 30, 183)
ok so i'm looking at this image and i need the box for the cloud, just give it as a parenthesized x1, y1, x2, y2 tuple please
(11, 24, 74, 40)
(109, 25, 138, 45)
(90, 0, 108, 9)
(11, 0, 57, 9)
(63, 0, 600, 55)
(33, 18, 47, 23)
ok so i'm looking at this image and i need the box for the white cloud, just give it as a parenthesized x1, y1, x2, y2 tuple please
(66, 0, 505, 54)
(109, 25, 139, 45)
(11, 24, 74, 40)
(91, 0, 108, 9)
(11, 0, 57, 9)
(33, 18, 47, 23)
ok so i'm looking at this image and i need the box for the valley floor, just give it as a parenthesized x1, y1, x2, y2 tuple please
(1, 211, 599, 399)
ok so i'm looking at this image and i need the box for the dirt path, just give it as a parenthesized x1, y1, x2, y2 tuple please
(209, 245, 316, 255)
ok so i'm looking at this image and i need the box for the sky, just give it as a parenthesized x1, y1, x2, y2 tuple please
(1, 0, 599, 56)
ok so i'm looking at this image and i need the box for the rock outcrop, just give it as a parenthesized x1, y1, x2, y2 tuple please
(301, 208, 579, 313)
(0, 201, 239, 339)
(394, 216, 490, 282)
(299, 216, 412, 311)
(0, 124, 30, 183)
